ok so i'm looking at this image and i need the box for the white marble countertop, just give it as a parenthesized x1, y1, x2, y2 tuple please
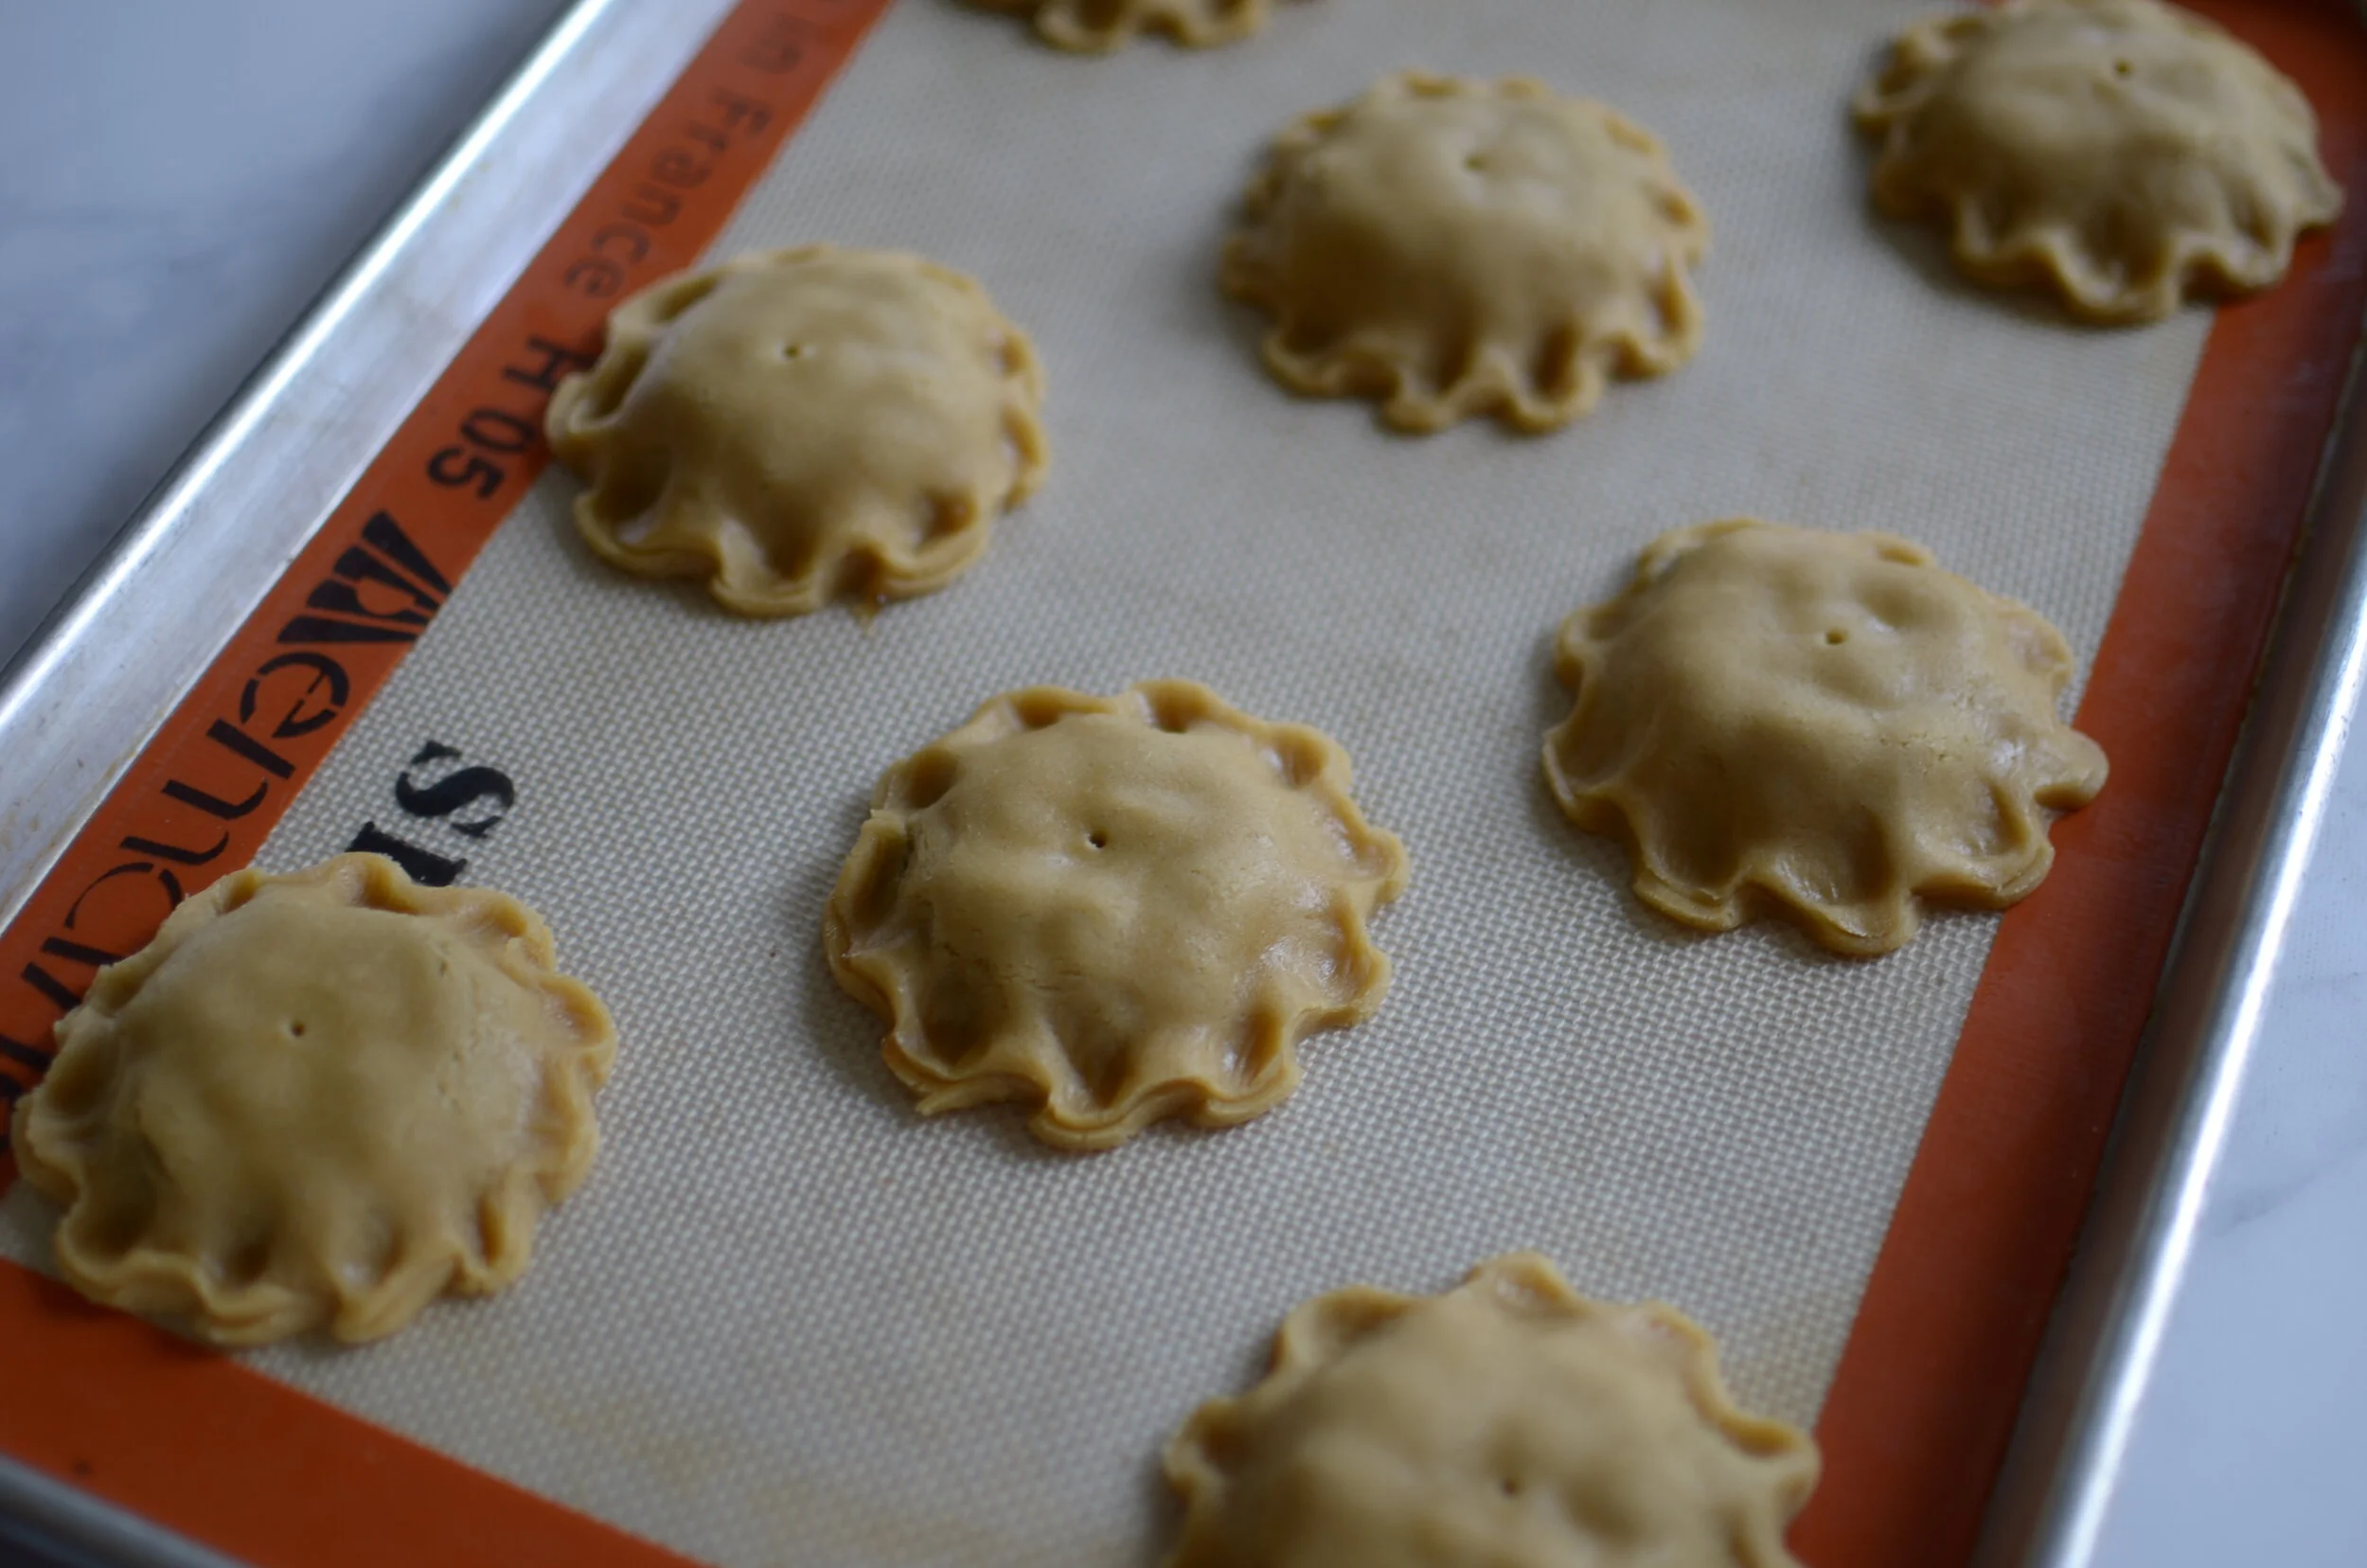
(0, 0, 571, 672)
(2087, 777, 2367, 1566)
(1, 4, 2361, 1566)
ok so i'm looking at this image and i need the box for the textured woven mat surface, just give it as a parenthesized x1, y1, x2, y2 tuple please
(0, 0, 2212, 1561)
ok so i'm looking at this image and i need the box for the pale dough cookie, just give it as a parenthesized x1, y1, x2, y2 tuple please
(1223, 72, 1709, 434)
(1163, 1253, 1819, 1568)
(1856, 0, 2343, 322)
(546, 245, 1047, 616)
(9, 854, 615, 1346)
(967, 0, 1293, 52)
(825, 681, 1407, 1151)
(1543, 520, 2108, 956)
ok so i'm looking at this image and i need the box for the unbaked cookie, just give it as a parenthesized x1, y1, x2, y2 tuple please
(546, 245, 1047, 615)
(9, 854, 615, 1345)
(1223, 72, 1709, 434)
(825, 681, 1406, 1151)
(1163, 1253, 1819, 1568)
(1856, 0, 2342, 322)
(1542, 520, 2108, 956)
(967, 0, 1292, 52)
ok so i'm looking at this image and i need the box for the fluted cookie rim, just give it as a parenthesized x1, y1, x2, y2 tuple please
(9, 852, 616, 1346)
(823, 679, 1409, 1152)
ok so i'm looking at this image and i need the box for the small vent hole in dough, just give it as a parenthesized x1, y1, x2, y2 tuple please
(1542, 519, 2109, 955)
(8, 853, 616, 1345)
(1223, 71, 1711, 434)
(825, 681, 1407, 1149)
(544, 244, 1047, 617)
(1854, 0, 2342, 321)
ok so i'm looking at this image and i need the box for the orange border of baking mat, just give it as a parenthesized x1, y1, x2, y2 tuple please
(1793, 2, 2367, 1564)
(0, 0, 2360, 1563)
(0, 2, 885, 1564)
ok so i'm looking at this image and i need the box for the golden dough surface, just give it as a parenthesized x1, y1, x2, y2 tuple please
(1223, 71, 1709, 434)
(1856, 0, 2342, 322)
(825, 681, 1406, 1150)
(545, 244, 1047, 616)
(967, 0, 1291, 52)
(10, 854, 615, 1345)
(1162, 1254, 1819, 1568)
(1543, 520, 2108, 956)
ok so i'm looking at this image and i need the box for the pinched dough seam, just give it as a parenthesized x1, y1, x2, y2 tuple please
(1544, 775, 2074, 955)
(1854, 6, 2343, 323)
(1542, 522, 2105, 956)
(35, 1165, 567, 1347)
(1864, 175, 2331, 325)
(1162, 1253, 1819, 1563)
(547, 246, 1048, 615)
(824, 681, 1407, 1151)
(12, 854, 614, 1345)
(1223, 75, 1708, 433)
(971, 0, 1283, 52)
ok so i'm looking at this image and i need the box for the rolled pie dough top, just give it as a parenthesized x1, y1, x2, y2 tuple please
(1162, 1253, 1819, 1568)
(545, 244, 1047, 616)
(968, 0, 1294, 52)
(1223, 71, 1709, 434)
(9, 854, 615, 1346)
(825, 681, 1407, 1151)
(1855, 0, 2342, 322)
(1543, 520, 2108, 956)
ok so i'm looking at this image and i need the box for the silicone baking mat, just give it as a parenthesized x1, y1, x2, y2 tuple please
(2, 1, 2363, 1564)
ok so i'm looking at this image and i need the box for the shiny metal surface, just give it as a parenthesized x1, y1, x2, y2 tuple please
(1977, 328, 2367, 1565)
(0, 1456, 240, 1568)
(0, 7, 743, 1557)
(5, 0, 2366, 1561)
(0, 0, 733, 937)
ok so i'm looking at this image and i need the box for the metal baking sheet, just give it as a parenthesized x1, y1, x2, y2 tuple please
(2, 1, 2363, 1564)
